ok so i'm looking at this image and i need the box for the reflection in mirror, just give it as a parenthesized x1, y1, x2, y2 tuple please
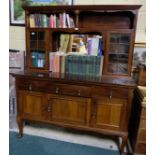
(53, 33, 103, 56)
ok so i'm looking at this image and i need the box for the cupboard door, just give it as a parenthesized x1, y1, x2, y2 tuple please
(18, 91, 48, 120)
(91, 97, 127, 130)
(106, 31, 134, 75)
(47, 94, 90, 126)
(27, 30, 49, 70)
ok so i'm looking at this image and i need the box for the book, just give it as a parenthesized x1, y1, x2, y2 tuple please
(49, 14, 54, 28)
(31, 51, 38, 67)
(29, 15, 35, 27)
(99, 56, 104, 75)
(64, 55, 103, 76)
(59, 34, 70, 53)
(66, 14, 71, 28)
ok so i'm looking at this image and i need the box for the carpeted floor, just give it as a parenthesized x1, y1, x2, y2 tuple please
(9, 131, 120, 155)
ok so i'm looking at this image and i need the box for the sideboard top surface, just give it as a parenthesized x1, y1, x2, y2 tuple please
(11, 71, 136, 88)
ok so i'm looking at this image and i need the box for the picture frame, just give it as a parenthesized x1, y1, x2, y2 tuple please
(9, 0, 74, 26)
(9, 0, 25, 26)
(9, 49, 25, 71)
(133, 43, 146, 68)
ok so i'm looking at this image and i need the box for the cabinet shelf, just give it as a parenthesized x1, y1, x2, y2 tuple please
(27, 27, 134, 32)
(108, 53, 129, 55)
(109, 42, 130, 45)
(24, 5, 140, 75)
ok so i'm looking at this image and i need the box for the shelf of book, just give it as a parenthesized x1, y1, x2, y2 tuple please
(24, 5, 138, 76)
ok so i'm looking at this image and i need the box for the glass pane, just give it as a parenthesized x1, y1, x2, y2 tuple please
(29, 31, 46, 68)
(108, 63, 128, 74)
(109, 44, 129, 54)
(109, 54, 128, 63)
(108, 32, 131, 74)
(30, 50, 45, 68)
(110, 33, 130, 44)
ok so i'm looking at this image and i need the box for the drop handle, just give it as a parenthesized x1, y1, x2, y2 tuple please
(91, 112, 96, 118)
(29, 84, 32, 91)
(42, 106, 47, 112)
(47, 106, 51, 112)
(77, 90, 81, 96)
(109, 91, 112, 99)
(55, 87, 59, 94)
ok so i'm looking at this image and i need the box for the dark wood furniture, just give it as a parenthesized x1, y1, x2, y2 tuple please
(12, 5, 141, 155)
(129, 86, 146, 155)
(137, 64, 146, 86)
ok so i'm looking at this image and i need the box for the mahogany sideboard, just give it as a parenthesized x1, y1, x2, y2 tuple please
(11, 5, 141, 154)
(12, 71, 136, 154)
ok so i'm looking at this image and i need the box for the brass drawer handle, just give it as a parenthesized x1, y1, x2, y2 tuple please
(78, 90, 81, 96)
(91, 113, 96, 118)
(55, 87, 59, 94)
(109, 91, 112, 99)
(47, 106, 51, 112)
(42, 106, 52, 112)
(29, 84, 32, 91)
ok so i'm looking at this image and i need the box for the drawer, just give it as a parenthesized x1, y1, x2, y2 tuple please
(47, 94, 90, 103)
(92, 86, 128, 99)
(47, 83, 91, 97)
(17, 79, 48, 92)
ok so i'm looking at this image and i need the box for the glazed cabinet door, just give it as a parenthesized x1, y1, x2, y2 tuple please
(18, 90, 48, 120)
(91, 97, 127, 130)
(26, 30, 49, 71)
(105, 30, 134, 75)
(47, 94, 90, 126)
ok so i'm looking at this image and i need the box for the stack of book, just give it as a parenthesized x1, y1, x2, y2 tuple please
(29, 13, 75, 28)
(49, 52, 65, 73)
(58, 34, 103, 55)
(87, 35, 103, 56)
(65, 55, 103, 76)
(49, 52, 103, 76)
(31, 51, 45, 68)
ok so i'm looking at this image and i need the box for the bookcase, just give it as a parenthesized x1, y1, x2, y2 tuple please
(24, 5, 139, 76)
(12, 5, 141, 155)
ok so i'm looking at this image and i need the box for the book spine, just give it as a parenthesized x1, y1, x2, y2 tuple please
(99, 56, 104, 75)
(31, 51, 38, 67)
(87, 38, 92, 55)
(65, 56, 69, 74)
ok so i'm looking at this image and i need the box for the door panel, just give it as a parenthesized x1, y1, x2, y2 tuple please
(105, 30, 134, 75)
(48, 94, 89, 125)
(18, 91, 48, 120)
(92, 97, 126, 130)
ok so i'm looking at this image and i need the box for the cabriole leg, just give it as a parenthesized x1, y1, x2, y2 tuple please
(120, 135, 128, 155)
(16, 116, 23, 138)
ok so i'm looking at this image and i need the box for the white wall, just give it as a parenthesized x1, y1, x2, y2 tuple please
(9, 0, 146, 50)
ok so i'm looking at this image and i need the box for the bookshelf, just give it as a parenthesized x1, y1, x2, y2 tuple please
(12, 5, 141, 154)
(24, 5, 138, 77)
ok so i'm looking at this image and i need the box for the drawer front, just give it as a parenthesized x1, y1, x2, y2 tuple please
(17, 79, 48, 92)
(17, 79, 91, 97)
(92, 86, 128, 99)
(47, 83, 91, 97)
